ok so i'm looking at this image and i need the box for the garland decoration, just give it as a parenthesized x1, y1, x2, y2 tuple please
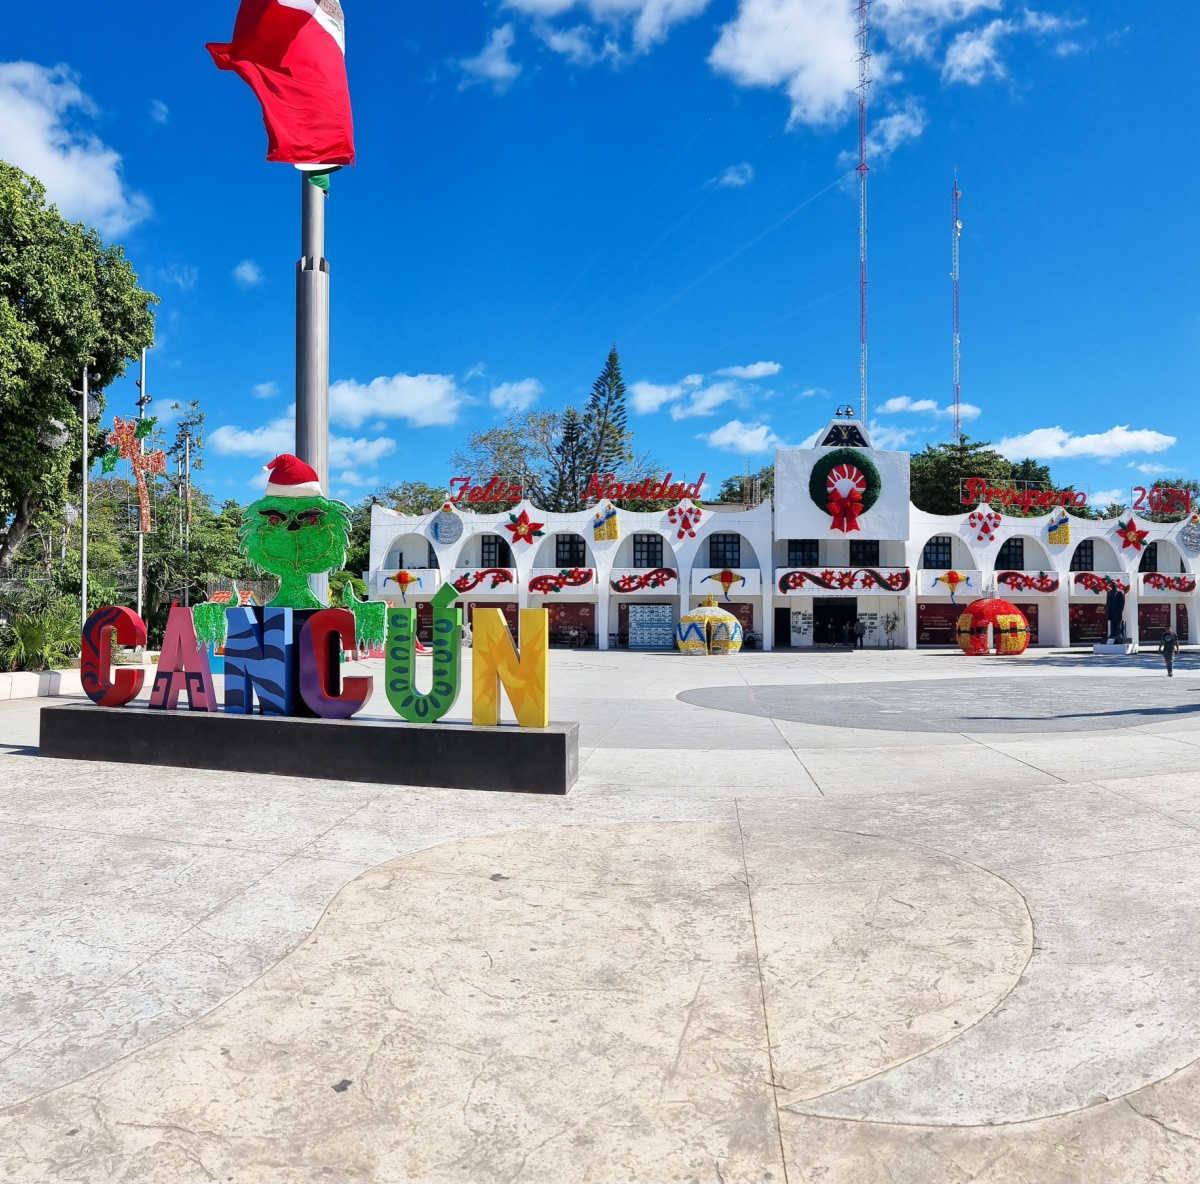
(1074, 572, 1131, 595)
(1142, 572, 1197, 594)
(778, 567, 910, 594)
(611, 567, 677, 594)
(452, 568, 515, 594)
(996, 570, 1060, 594)
(809, 449, 881, 533)
(528, 567, 594, 595)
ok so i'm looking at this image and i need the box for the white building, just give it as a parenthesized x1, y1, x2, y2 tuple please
(366, 417, 1198, 650)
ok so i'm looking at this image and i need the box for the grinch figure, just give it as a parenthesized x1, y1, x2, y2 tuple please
(240, 455, 352, 609)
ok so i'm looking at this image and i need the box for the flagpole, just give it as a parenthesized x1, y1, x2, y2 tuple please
(297, 171, 331, 604)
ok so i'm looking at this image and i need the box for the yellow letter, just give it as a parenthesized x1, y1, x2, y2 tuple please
(472, 608, 549, 728)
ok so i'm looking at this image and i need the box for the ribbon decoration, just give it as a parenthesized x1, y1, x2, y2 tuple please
(825, 462, 867, 533)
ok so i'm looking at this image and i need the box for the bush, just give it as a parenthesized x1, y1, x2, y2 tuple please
(0, 584, 81, 672)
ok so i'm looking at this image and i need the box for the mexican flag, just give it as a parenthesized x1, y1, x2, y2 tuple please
(207, 0, 356, 169)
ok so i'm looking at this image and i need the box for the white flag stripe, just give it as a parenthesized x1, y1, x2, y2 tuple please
(277, 0, 345, 53)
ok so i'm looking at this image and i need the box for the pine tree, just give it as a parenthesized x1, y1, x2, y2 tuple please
(581, 345, 630, 487)
(553, 407, 586, 510)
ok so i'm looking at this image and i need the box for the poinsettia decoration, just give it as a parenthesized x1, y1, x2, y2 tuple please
(505, 509, 545, 545)
(1117, 517, 1148, 551)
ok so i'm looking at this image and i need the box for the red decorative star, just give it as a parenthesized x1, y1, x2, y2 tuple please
(505, 509, 545, 545)
(1117, 517, 1148, 551)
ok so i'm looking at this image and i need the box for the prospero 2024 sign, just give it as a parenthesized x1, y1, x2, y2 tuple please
(80, 455, 551, 730)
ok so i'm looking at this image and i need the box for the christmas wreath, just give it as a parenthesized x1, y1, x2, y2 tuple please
(808, 449, 882, 532)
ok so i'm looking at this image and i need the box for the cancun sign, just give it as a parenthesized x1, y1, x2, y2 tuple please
(81, 585, 550, 729)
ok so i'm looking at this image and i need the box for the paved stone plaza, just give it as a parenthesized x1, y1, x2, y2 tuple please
(3, 646, 1200, 1183)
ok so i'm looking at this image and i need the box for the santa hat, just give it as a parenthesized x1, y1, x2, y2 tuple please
(264, 454, 324, 499)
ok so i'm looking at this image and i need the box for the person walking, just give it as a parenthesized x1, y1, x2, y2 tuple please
(854, 617, 867, 649)
(1159, 627, 1180, 677)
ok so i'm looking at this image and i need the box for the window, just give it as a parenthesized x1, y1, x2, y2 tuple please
(922, 536, 952, 570)
(633, 533, 663, 568)
(1140, 543, 1159, 573)
(995, 538, 1025, 571)
(708, 534, 741, 569)
(427, 543, 439, 569)
(788, 539, 819, 568)
(849, 540, 880, 567)
(481, 535, 503, 568)
(1070, 540, 1094, 572)
(556, 533, 587, 568)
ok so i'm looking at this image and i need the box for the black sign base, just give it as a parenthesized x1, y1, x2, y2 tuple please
(40, 704, 579, 796)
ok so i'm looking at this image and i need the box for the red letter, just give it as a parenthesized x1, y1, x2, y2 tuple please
(81, 607, 146, 707)
(449, 477, 472, 504)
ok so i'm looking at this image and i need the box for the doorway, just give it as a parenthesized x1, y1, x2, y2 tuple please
(813, 598, 857, 645)
(774, 606, 792, 648)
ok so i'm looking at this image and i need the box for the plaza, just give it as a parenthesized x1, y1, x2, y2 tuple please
(4, 645, 1200, 1183)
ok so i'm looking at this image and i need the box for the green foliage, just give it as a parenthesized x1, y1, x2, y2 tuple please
(329, 570, 367, 605)
(0, 161, 157, 569)
(717, 466, 774, 504)
(1142, 477, 1199, 524)
(581, 345, 631, 483)
(0, 583, 80, 671)
(240, 495, 352, 609)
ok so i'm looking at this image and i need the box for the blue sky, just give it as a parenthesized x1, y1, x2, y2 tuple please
(3, 1, 1197, 509)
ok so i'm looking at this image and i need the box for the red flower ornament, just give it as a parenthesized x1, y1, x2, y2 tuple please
(505, 509, 545, 545)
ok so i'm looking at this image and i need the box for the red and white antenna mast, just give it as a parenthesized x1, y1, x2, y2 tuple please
(951, 173, 963, 439)
(855, 0, 871, 427)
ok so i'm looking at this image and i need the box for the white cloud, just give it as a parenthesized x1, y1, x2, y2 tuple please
(534, 22, 604, 63)
(631, 379, 688, 414)
(148, 99, 169, 125)
(211, 411, 396, 471)
(717, 360, 780, 380)
(337, 469, 381, 489)
(490, 377, 544, 412)
(866, 423, 915, 450)
(0, 62, 151, 236)
(331, 373, 467, 429)
(878, 394, 981, 422)
(1127, 461, 1178, 477)
(710, 162, 755, 188)
(252, 382, 280, 399)
(703, 419, 781, 455)
(990, 425, 1176, 462)
(504, 0, 711, 53)
(862, 97, 927, 163)
(233, 259, 263, 287)
(459, 25, 523, 92)
(1088, 488, 1126, 509)
(162, 264, 198, 291)
(800, 386, 831, 399)
(464, 362, 488, 381)
(875, 0, 1002, 57)
(709, 0, 860, 128)
(942, 18, 1012, 83)
(671, 381, 737, 420)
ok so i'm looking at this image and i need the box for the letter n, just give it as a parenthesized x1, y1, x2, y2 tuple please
(472, 608, 549, 728)
(224, 608, 295, 715)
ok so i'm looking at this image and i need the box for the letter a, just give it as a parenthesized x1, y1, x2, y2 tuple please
(472, 608, 549, 728)
(149, 607, 217, 711)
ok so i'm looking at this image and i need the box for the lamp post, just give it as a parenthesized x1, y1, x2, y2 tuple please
(135, 350, 151, 618)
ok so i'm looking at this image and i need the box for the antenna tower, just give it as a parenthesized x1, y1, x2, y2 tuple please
(855, 0, 871, 427)
(951, 174, 963, 439)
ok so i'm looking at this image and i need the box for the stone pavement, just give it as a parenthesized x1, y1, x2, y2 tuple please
(2, 647, 1200, 1182)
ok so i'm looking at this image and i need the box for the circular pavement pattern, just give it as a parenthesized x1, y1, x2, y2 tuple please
(678, 674, 1200, 734)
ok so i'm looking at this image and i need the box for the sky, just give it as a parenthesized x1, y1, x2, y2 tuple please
(3, 0, 1198, 511)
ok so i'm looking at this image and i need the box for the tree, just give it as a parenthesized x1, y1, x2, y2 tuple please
(0, 162, 157, 569)
(452, 411, 573, 511)
(717, 466, 774, 505)
(552, 407, 587, 512)
(909, 437, 1016, 515)
(1141, 476, 1199, 523)
(580, 345, 631, 485)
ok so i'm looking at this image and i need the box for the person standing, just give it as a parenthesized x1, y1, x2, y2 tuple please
(1159, 627, 1180, 677)
(854, 617, 867, 649)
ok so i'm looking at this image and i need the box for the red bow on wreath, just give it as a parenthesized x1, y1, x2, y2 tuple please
(826, 463, 867, 532)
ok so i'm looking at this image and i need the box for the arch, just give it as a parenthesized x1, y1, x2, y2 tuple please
(611, 530, 679, 573)
(454, 532, 514, 570)
(1141, 538, 1188, 575)
(694, 530, 761, 571)
(995, 535, 1052, 572)
(383, 532, 439, 571)
(532, 531, 597, 570)
(919, 533, 978, 572)
(1071, 537, 1120, 573)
